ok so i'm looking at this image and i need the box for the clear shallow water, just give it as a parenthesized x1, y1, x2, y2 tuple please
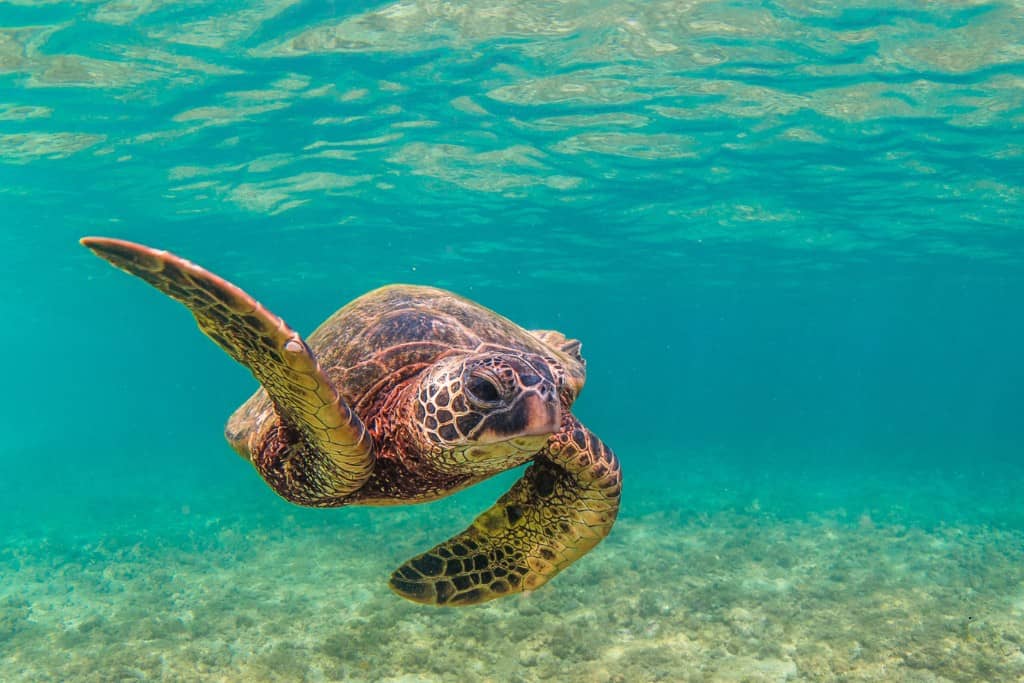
(2, 1, 1023, 681)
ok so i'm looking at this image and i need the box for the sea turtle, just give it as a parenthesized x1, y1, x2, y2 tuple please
(81, 237, 621, 606)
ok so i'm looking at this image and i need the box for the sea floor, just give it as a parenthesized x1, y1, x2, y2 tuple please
(2, 450, 1023, 682)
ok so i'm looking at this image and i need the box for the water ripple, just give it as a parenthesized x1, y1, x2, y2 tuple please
(1, 0, 1022, 279)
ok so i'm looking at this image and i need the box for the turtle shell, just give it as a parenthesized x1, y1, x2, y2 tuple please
(232, 284, 585, 428)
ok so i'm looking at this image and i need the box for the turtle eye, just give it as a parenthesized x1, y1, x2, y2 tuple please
(466, 374, 501, 404)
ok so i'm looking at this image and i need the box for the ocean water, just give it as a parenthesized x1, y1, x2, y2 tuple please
(2, 0, 1024, 680)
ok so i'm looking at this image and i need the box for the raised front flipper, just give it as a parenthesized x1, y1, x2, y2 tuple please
(389, 416, 621, 605)
(80, 237, 374, 505)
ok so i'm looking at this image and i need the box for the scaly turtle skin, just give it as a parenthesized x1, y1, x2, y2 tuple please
(81, 237, 621, 606)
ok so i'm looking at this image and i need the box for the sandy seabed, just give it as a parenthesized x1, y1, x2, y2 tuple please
(2, 464, 1023, 683)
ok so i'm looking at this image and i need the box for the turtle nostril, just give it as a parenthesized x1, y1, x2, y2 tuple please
(520, 373, 542, 387)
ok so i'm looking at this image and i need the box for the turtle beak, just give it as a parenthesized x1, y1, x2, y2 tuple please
(518, 390, 561, 437)
(476, 388, 561, 443)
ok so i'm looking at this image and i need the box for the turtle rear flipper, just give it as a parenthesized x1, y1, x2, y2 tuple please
(529, 329, 582, 361)
(389, 416, 620, 605)
(81, 237, 374, 504)
(529, 329, 586, 396)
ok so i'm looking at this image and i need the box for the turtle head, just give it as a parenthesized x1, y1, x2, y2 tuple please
(409, 351, 563, 471)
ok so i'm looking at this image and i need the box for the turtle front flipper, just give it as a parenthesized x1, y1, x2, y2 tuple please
(389, 416, 621, 605)
(80, 237, 374, 504)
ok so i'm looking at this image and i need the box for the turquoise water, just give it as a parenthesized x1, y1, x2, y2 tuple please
(3, 1, 1024, 680)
